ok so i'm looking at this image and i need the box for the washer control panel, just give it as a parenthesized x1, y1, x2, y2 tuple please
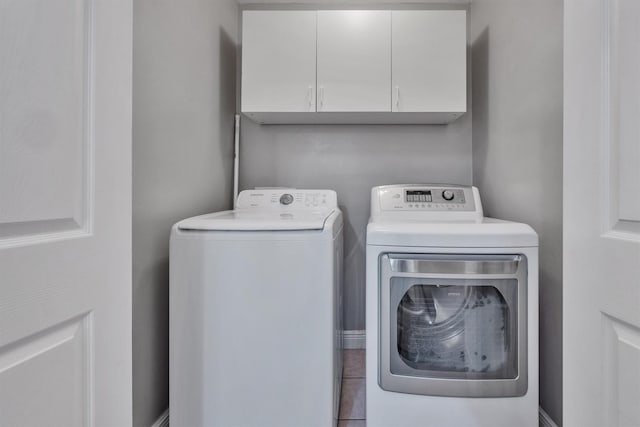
(236, 189, 338, 210)
(377, 185, 477, 212)
(279, 193, 294, 205)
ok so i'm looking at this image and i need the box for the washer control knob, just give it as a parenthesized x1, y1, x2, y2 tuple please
(279, 193, 294, 205)
(442, 190, 455, 201)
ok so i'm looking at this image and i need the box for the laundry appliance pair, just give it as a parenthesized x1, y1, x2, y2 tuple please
(170, 184, 538, 427)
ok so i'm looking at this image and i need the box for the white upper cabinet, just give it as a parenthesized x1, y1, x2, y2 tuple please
(241, 11, 316, 113)
(241, 9, 467, 124)
(392, 10, 467, 113)
(317, 11, 391, 112)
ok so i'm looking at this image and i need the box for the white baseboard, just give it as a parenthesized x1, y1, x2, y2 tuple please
(151, 408, 169, 427)
(344, 329, 366, 349)
(539, 407, 558, 427)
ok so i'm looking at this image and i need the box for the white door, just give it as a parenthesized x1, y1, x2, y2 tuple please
(317, 10, 391, 112)
(391, 10, 466, 113)
(564, 1, 640, 426)
(241, 11, 317, 113)
(0, 1, 132, 426)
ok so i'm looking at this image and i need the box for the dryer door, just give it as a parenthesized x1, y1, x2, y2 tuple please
(379, 254, 528, 398)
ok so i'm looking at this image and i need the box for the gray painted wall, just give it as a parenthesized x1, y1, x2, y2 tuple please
(470, 1, 563, 424)
(132, 0, 238, 425)
(239, 118, 472, 332)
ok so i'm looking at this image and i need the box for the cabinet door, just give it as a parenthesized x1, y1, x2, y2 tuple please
(317, 11, 391, 112)
(392, 11, 467, 113)
(242, 11, 316, 112)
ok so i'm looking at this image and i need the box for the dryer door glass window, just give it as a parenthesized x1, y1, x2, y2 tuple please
(380, 254, 528, 397)
(391, 279, 518, 380)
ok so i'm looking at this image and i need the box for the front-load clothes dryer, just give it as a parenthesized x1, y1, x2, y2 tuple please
(366, 184, 539, 427)
(170, 189, 343, 427)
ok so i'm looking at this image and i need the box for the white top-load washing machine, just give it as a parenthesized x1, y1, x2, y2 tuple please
(366, 184, 539, 427)
(170, 189, 343, 427)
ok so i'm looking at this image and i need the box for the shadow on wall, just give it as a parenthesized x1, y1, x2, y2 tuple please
(471, 27, 489, 192)
(134, 254, 169, 408)
(340, 201, 366, 327)
(218, 27, 237, 207)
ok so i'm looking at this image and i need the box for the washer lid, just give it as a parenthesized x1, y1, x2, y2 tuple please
(177, 209, 335, 231)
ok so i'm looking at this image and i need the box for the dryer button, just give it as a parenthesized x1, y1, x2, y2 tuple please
(442, 190, 455, 201)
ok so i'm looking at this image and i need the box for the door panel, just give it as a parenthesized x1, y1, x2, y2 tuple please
(317, 10, 391, 112)
(608, 0, 640, 228)
(603, 315, 640, 426)
(0, 0, 89, 240)
(241, 11, 316, 113)
(392, 11, 466, 113)
(0, 316, 90, 426)
(0, 0, 132, 425)
(564, 1, 640, 426)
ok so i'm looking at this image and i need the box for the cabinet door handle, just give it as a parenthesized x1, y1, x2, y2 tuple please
(307, 86, 313, 111)
(395, 86, 400, 110)
(319, 86, 324, 111)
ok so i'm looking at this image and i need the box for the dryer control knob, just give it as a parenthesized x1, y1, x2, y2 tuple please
(442, 190, 455, 201)
(280, 193, 294, 205)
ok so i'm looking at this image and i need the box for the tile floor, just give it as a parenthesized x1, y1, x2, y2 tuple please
(338, 349, 366, 427)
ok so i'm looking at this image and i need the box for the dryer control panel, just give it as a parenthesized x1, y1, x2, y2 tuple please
(370, 184, 483, 221)
(405, 188, 466, 205)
